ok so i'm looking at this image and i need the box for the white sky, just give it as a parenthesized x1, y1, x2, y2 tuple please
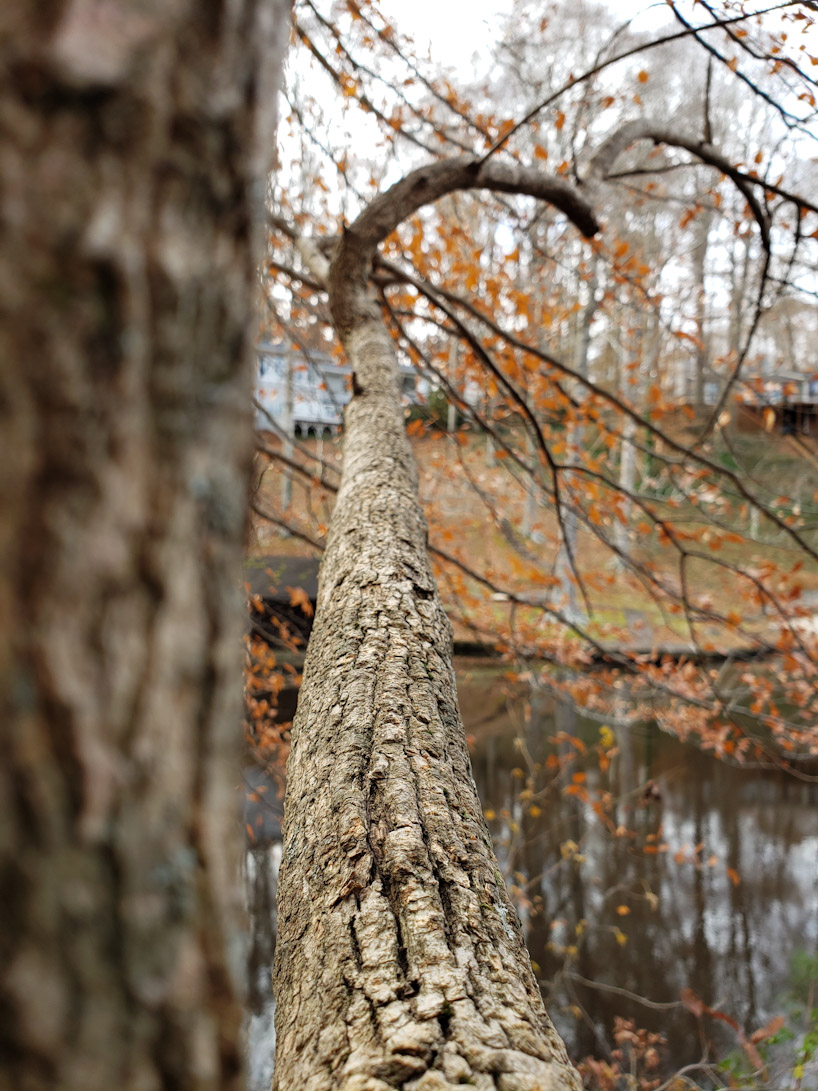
(377, 0, 508, 76)
(377, 0, 675, 76)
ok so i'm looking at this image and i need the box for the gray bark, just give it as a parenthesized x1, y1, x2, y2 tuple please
(282, 352, 296, 514)
(553, 267, 598, 625)
(446, 343, 459, 437)
(691, 212, 713, 410)
(0, 3, 288, 1089)
(272, 161, 597, 1090)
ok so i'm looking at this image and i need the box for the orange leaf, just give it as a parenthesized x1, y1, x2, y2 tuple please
(287, 585, 314, 618)
(750, 1015, 786, 1044)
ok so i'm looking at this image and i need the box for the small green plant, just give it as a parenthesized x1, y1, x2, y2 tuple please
(787, 951, 818, 1090)
(708, 950, 818, 1091)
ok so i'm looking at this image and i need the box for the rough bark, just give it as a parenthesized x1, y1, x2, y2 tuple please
(0, 4, 288, 1089)
(272, 164, 597, 1090)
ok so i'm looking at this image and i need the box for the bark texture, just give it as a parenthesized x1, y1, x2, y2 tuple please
(0, 4, 288, 1089)
(273, 164, 596, 1090)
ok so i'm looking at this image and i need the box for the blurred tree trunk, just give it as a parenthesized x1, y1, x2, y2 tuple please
(0, 4, 288, 1089)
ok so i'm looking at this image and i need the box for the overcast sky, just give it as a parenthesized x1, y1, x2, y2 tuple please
(376, 0, 675, 76)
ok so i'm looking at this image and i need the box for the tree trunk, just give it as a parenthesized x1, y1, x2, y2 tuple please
(272, 160, 595, 1090)
(0, 4, 288, 1089)
(553, 266, 597, 625)
(691, 212, 712, 411)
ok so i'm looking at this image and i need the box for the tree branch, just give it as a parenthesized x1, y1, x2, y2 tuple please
(584, 118, 771, 248)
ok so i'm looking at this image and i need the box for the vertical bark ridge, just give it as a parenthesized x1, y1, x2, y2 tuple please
(274, 312, 580, 1088)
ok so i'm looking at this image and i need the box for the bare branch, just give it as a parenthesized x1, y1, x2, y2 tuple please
(294, 20, 441, 156)
(584, 118, 771, 247)
(479, 3, 796, 161)
(345, 0, 495, 146)
(330, 156, 598, 339)
(666, 0, 818, 142)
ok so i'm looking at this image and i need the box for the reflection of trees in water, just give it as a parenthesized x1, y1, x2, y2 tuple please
(471, 679, 818, 1074)
(244, 843, 280, 1091)
(246, 845, 278, 1016)
(658, 749, 816, 1041)
(552, 696, 604, 1061)
(242, 758, 282, 1091)
(243, 671, 818, 1079)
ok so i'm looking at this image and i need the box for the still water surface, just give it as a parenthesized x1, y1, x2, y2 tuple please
(244, 662, 818, 1088)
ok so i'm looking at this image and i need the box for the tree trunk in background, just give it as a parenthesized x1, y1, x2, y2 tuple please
(553, 267, 597, 625)
(0, 4, 288, 1089)
(691, 212, 712, 411)
(615, 317, 658, 561)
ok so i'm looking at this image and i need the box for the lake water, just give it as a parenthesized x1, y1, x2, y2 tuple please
(244, 662, 818, 1089)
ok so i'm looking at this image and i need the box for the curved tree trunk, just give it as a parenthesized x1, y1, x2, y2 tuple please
(0, 5, 288, 1089)
(272, 162, 597, 1090)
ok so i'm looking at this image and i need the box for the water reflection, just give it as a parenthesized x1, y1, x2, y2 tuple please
(471, 676, 818, 1077)
(242, 767, 282, 1091)
(244, 665, 818, 1084)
